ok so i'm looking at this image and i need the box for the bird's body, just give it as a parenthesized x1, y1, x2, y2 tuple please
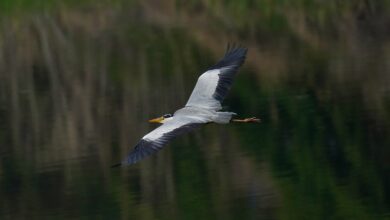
(174, 106, 235, 124)
(113, 45, 259, 167)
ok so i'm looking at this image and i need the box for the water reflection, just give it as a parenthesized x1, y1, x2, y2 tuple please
(1, 1, 390, 219)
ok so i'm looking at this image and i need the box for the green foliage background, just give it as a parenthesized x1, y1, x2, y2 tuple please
(0, 0, 389, 219)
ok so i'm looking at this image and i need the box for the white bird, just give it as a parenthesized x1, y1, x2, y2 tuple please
(112, 44, 260, 167)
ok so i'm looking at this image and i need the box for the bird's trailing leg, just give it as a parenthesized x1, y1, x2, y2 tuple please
(231, 117, 261, 123)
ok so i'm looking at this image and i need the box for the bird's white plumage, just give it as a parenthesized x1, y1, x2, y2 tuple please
(143, 116, 204, 141)
(115, 46, 248, 166)
(185, 69, 222, 110)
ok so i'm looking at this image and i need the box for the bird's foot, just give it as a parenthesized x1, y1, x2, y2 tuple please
(232, 117, 261, 123)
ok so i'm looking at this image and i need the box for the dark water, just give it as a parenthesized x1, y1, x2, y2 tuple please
(1, 1, 390, 219)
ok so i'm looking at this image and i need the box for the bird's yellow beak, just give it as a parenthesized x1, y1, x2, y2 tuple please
(148, 117, 164, 123)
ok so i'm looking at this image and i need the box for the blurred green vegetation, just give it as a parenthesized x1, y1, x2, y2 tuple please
(0, 0, 126, 14)
(0, 0, 389, 219)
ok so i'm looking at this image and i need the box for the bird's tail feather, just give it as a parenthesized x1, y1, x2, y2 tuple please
(213, 112, 236, 124)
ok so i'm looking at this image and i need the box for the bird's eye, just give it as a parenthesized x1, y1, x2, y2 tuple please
(163, 114, 172, 118)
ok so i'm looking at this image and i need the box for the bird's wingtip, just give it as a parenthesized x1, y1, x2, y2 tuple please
(226, 42, 247, 52)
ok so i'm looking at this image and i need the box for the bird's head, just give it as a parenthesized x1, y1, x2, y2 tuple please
(148, 114, 173, 124)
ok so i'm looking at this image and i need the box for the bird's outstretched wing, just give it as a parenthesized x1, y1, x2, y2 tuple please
(113, 117, 202, 167)
(185, 45, 247, 110)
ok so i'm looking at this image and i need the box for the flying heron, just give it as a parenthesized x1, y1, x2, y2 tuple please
(112, 45, 260, 167)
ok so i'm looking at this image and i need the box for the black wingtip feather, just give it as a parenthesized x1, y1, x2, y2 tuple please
(209, 43, 248, 71)
(208, 43, 248, 101)
(118, 124, 201, 166)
